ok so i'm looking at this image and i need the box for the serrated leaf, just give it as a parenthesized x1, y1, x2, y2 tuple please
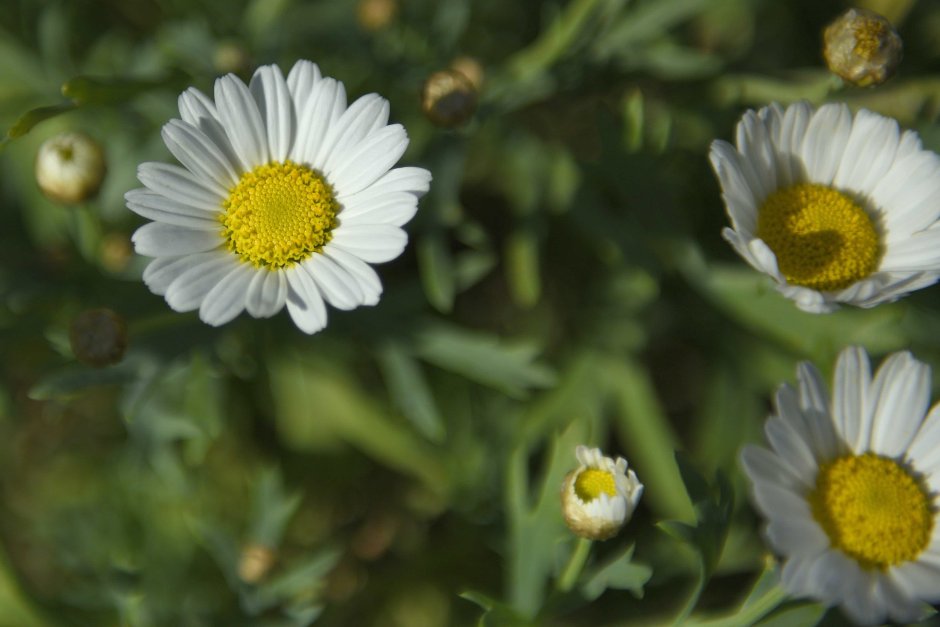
(377, 342, 446, 442)
(581, 545, 652, 601)
(415, 324, 556, 398)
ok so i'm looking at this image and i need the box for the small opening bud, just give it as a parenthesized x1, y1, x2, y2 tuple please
(823, 8, 902, 87)
(69, 308, 128, 368)
(238, 543, 276, 584)
(35, 131, 107, 205)
(356, 0, 398, 32)
(421, 69, 478, 128)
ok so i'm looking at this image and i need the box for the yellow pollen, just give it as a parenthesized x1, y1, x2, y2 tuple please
(756, 183, 881, 291)
(810, 452, 934, 570)
(854, 20, 888, 61)
(574, 468, 617, 502)
(220, 161, 339, 269)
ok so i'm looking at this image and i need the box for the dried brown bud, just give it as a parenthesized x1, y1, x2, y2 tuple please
(238, 543, 276, 584)
(35, 131, 106, 204)
(450, 56, 485, 91)
(356, 0, 398, 32)
(69, 308, 128, 368)
(421, 70, 478, 128)
(823, 8, 902, 87)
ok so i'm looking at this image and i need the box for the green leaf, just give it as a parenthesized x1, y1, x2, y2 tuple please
(6, 102, 77, 139)
(581, 545, 652, 601)
(28, 363, 137, 400)
(506, 229, 541, 308)
(61, 73, 186, 105)
(754, 602, 826, 627)
(247, 469, 303, 549)
(377, 341, 446, 443)
(417, 231, 456, 313)
(415, 324, 556, 398)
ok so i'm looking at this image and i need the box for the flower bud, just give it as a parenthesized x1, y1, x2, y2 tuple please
(238, 543, 276, 584)
(69, 308, 128, 368)
(421, 69, 478, 128)
(823, 8, 902, 87)
(450, 56, 484, 92)
(561, 445, 643, 541)
(35, 131, 106, 204)
(356, 0, 397, 32)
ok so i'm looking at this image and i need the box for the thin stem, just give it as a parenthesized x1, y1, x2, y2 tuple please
(556, 537, 593, 593)
(670, 559, 705, 627)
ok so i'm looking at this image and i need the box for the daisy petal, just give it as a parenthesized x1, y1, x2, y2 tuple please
(199, 263, 253, 326)
(215, 73, 269, 169)
(330, 224, 408, 264)
(285, 265, 328, 334)
(165, 252, 236, 312)
(249, 65, 293, 162)
(245, 269, 288, 318)
(132, 222, 221, 257)
(328, 124, 409, 196)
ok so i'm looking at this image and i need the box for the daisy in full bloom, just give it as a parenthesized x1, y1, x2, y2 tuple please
(561, 445, 643, 540)
(710, 102, 940, 313)
(126, 60, 430, 333)
(741, 346, 940, 625)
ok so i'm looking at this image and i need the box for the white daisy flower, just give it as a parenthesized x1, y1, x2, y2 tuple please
(741, 346, 940, 625)
(710, 102, 940, 313)
(126, 60, 431, 333)
(561, 445, 643, 541)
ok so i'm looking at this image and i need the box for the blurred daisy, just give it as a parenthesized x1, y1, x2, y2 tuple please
(127, 60, 430, 333)
(710, 102, 940, 313)
(561, 445, 643, 540)
(741, 346, 940, 625)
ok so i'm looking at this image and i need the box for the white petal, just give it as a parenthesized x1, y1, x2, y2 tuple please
(740, 444, 810, 491)
(199, 263, 253, 326)
(304, 253, 363, 310)
(764, 414, 818, 485)
(908, 403, 940, 475)
(177, 87, 242, 175)
(880, 228, 940, 271)
(330, 224, 408, 264)
(892, 560, 940, 602)
(126, 189, 219, 230)
(735, 108, 778, 201)
(161, 119, 239, 190)
(165, 252, 238, 312)
(292, 78, 346, 166)
(245, 268, 288, 318)
(285, 265, 328, 334)
(338, 166, 432, 206)
(796, 361, 840, 460)
(833, 346, 872, 452)
(215, 73, 269, 170)
(132, 222, 221, 257)
(868, 351, 928, 457)
(318, 93, 390, 173)
(286, 60, 322, 100)
(323, 247, 382, 306)
(801, 103, 853, 186)
(328, 124, 409, 197)
(773, 101, 812, 185)
(249, 64, 293, 162)
(143, 253, 214, 296)
(137, 162, 225, 212)
(833, 108, 900, 194)
(339, 191, 419, 226)
(765, 513, 828, 556)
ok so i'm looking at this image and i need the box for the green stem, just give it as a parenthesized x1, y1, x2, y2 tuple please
(670, 559, 705, 627)
(556, 537, 592, 593)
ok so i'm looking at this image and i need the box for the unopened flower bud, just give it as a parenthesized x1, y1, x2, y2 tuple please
(238, 543, 276, 584)
(823, 8, 902, 87)
(561, 445, 643, 541)
(36, 131, 106, 204)
(421, 70, 478, 128)
(450, 56, 485, 92)
(69, 308, 128, 368)
(356, 0, 398, 32)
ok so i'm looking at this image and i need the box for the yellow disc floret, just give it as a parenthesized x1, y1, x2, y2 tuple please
(756, 183, 881, 291)
(574, 468, 617, 502)
(221, 161, 339, 269)
(811, 452, 934, 570)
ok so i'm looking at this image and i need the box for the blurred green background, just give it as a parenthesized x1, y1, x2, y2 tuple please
(2, 0, 940, 625)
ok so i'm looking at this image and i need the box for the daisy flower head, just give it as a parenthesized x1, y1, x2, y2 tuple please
(741, 346, 940, 625)
(127, 60, 431, 333)
(710, 102, 940, 313)
(561, 445, 643, 541)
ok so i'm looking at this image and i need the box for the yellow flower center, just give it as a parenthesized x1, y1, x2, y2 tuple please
(756, 183, 881, 291)
(574, 468, 617, 502)
(220, 161, 339, 269)
(810, 452, 934, 570)
(854, 19, 888, 61)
